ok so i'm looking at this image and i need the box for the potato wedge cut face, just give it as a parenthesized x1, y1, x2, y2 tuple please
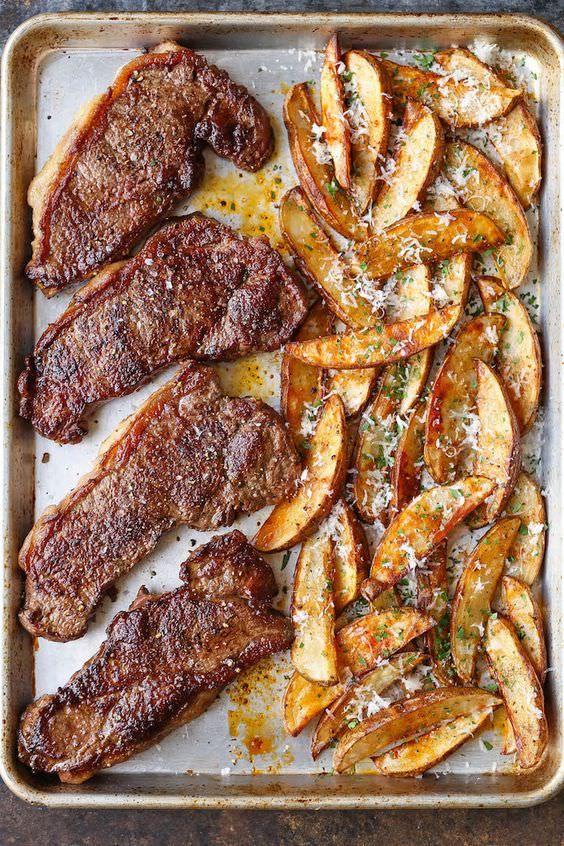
(389, 399, 426, 518)
(451, 517, 521, 683)
(383, 59, 521, 128)
(326, 367, 380, 418)
(329, 501, 370, 614)
(321, 35, 351, 191)
(284, 83, 366, 241)
(443, 140, 533, 289)
(489, 103, 542, 210)
(477, 276, 541, 433)
(281, 299, 333, 452)
(336, 608, 434, 677)
(254, 395, 348, 552)
(334, 686, 501, 773)
(344, 51, 391, 214)
(485, 615, 547, 769)
(372, 708, 492, 776)
(416, 542, 457, 685)
(501, 575, 547, 681)
(366, 476, 496, 597)
(283, 670, 345, 736)
(357, 209, 504, 280)
(371, 101, 445, 232)
(285, 304, 460, 370)
(470, 361, 522, 526)
(311, 652, 425, 758)
(291, 533, 338, 686)
(503, 472, 546, 584)
(424, 314, 505, 484)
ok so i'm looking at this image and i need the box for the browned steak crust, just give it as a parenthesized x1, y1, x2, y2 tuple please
(19, 364, 300, 642)
(18, 533, 292, 782)
(26, 42, 274, 294)
(19, 213, 307, 444)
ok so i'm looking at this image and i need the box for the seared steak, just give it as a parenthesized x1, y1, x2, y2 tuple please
(19, 213, 307, 444)
(27, 42, 273, 294)
(19, 364, 300, 642)
(18, 531, 292, 783)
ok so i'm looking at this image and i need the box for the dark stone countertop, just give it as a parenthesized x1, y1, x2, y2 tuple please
(0, 1, 562, 842)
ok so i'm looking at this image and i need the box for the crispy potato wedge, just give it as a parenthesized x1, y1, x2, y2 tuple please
(331, 501, 370, 614)
(357, 209, 504, 280)
(365, 476, 496, 599)
(389, 398, 426, 518)
(336, 608, 435, 677)
(371, 100, 445, 232)
(503, 711, 518, 755)
(281, 299, 333, 452)
(370, 587, 399, 611)
(485, 614, 548, 769)
(280, 187, 374, 329)
(325, 367, 380, 418)
(470, 361, 522, 527)
(283, 670, 346, 737)
(255, 395, 348, 552)
(284, 83, 366, 241)
(489, 103, 542, 210)
(320, 35, 351, 190)
(501, 575, 547, 681)
(372, 708, 493, 776)
(443, 140, 533, 289)
(416, 542, 457, 685)
(503, 472, 546, 584)
(291, 533, 338, 685)
(477, 276, 541, 433)
(334, 686, 501, 773)
(285, 303, 460, 370)
(432, 252, 472, 318)
(383, 58, 521, 128)
(344, 50, 391, 214)
(451, 517, 521, 683)
(425, 313, 505, 484)
(311, 652, 425, 759)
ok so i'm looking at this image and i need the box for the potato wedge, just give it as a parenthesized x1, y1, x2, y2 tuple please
(502, 710, 518, 755)
(284, 83, 366, 240)
(364, 476, 496, 599)
(416, 542, 457, 685)
(485, 614, 548, 769)
(425, 314, 505, 484)
(334, 686, 501, 773)
(477, 276, 541, 433)
(325, 367, 380, 418)
(280, 187, 375, 329)
(489, 103, 542, 210)
(336, 607, 435, 677)
(443, 140, 533, 289)
(383, 58, 521, 128)
(504, 472, 546, 584)
(389, 398, 426, 518)
(254, 395, 348, 552)
(371, 100, 445, 232)
(433, 252, 472, 315)
(357, 209, 504, 280)
(281, 299, 333, 452)
(470, 361, 522, 527)
(291, 533, 338, 686)
(283, 670, 346, 737)
(372, 708, 493, 776)
(311, 652, 425, 759)
(321, 35, 351, 191)
(330, 501, 370, 614)
(344, 50, 391, 214)
(501, 575, 547, 681)
(451, 517, 521, 683)
(285, 303, 460, 370)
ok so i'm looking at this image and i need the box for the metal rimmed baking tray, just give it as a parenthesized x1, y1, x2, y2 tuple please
(0, 12, 562, 809)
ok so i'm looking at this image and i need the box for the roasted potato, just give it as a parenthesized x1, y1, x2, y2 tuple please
(320, 35, 351, 190)
(477, 276, 541, 433)
(254, 395, 348, 552)
(325, 367, 380, 418)
(443, 140, 533, 289)
(389, 398, 426, 518)
(371, 100, 445, 232)
(501, 575, 547, 681)
(283, 670, 346, 737)
(291, 533, 338, 685)
(333, 686, 501, 773)
(485, 614, 548, 769)
(450, 517, 521, 683)
(433, 252, 472, 317)
(330, 500, 370, 614)
(365, 476, 496, 599)
(416, 542, 457, 685)
(503, 472, 546, 584)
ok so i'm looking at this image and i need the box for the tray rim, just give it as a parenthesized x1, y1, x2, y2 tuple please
(1, 10, 563, 809)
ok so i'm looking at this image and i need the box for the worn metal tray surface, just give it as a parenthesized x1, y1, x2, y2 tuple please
(1, 13, 562, 809)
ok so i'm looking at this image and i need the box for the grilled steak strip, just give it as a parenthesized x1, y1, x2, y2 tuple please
(18, 532, 293, 783)
(19, 213, 307, 444)
(19, 364, 300, 642)
(27, 42, 273, 294)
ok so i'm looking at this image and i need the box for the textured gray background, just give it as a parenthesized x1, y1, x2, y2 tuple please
(0, 1, 562, 843)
